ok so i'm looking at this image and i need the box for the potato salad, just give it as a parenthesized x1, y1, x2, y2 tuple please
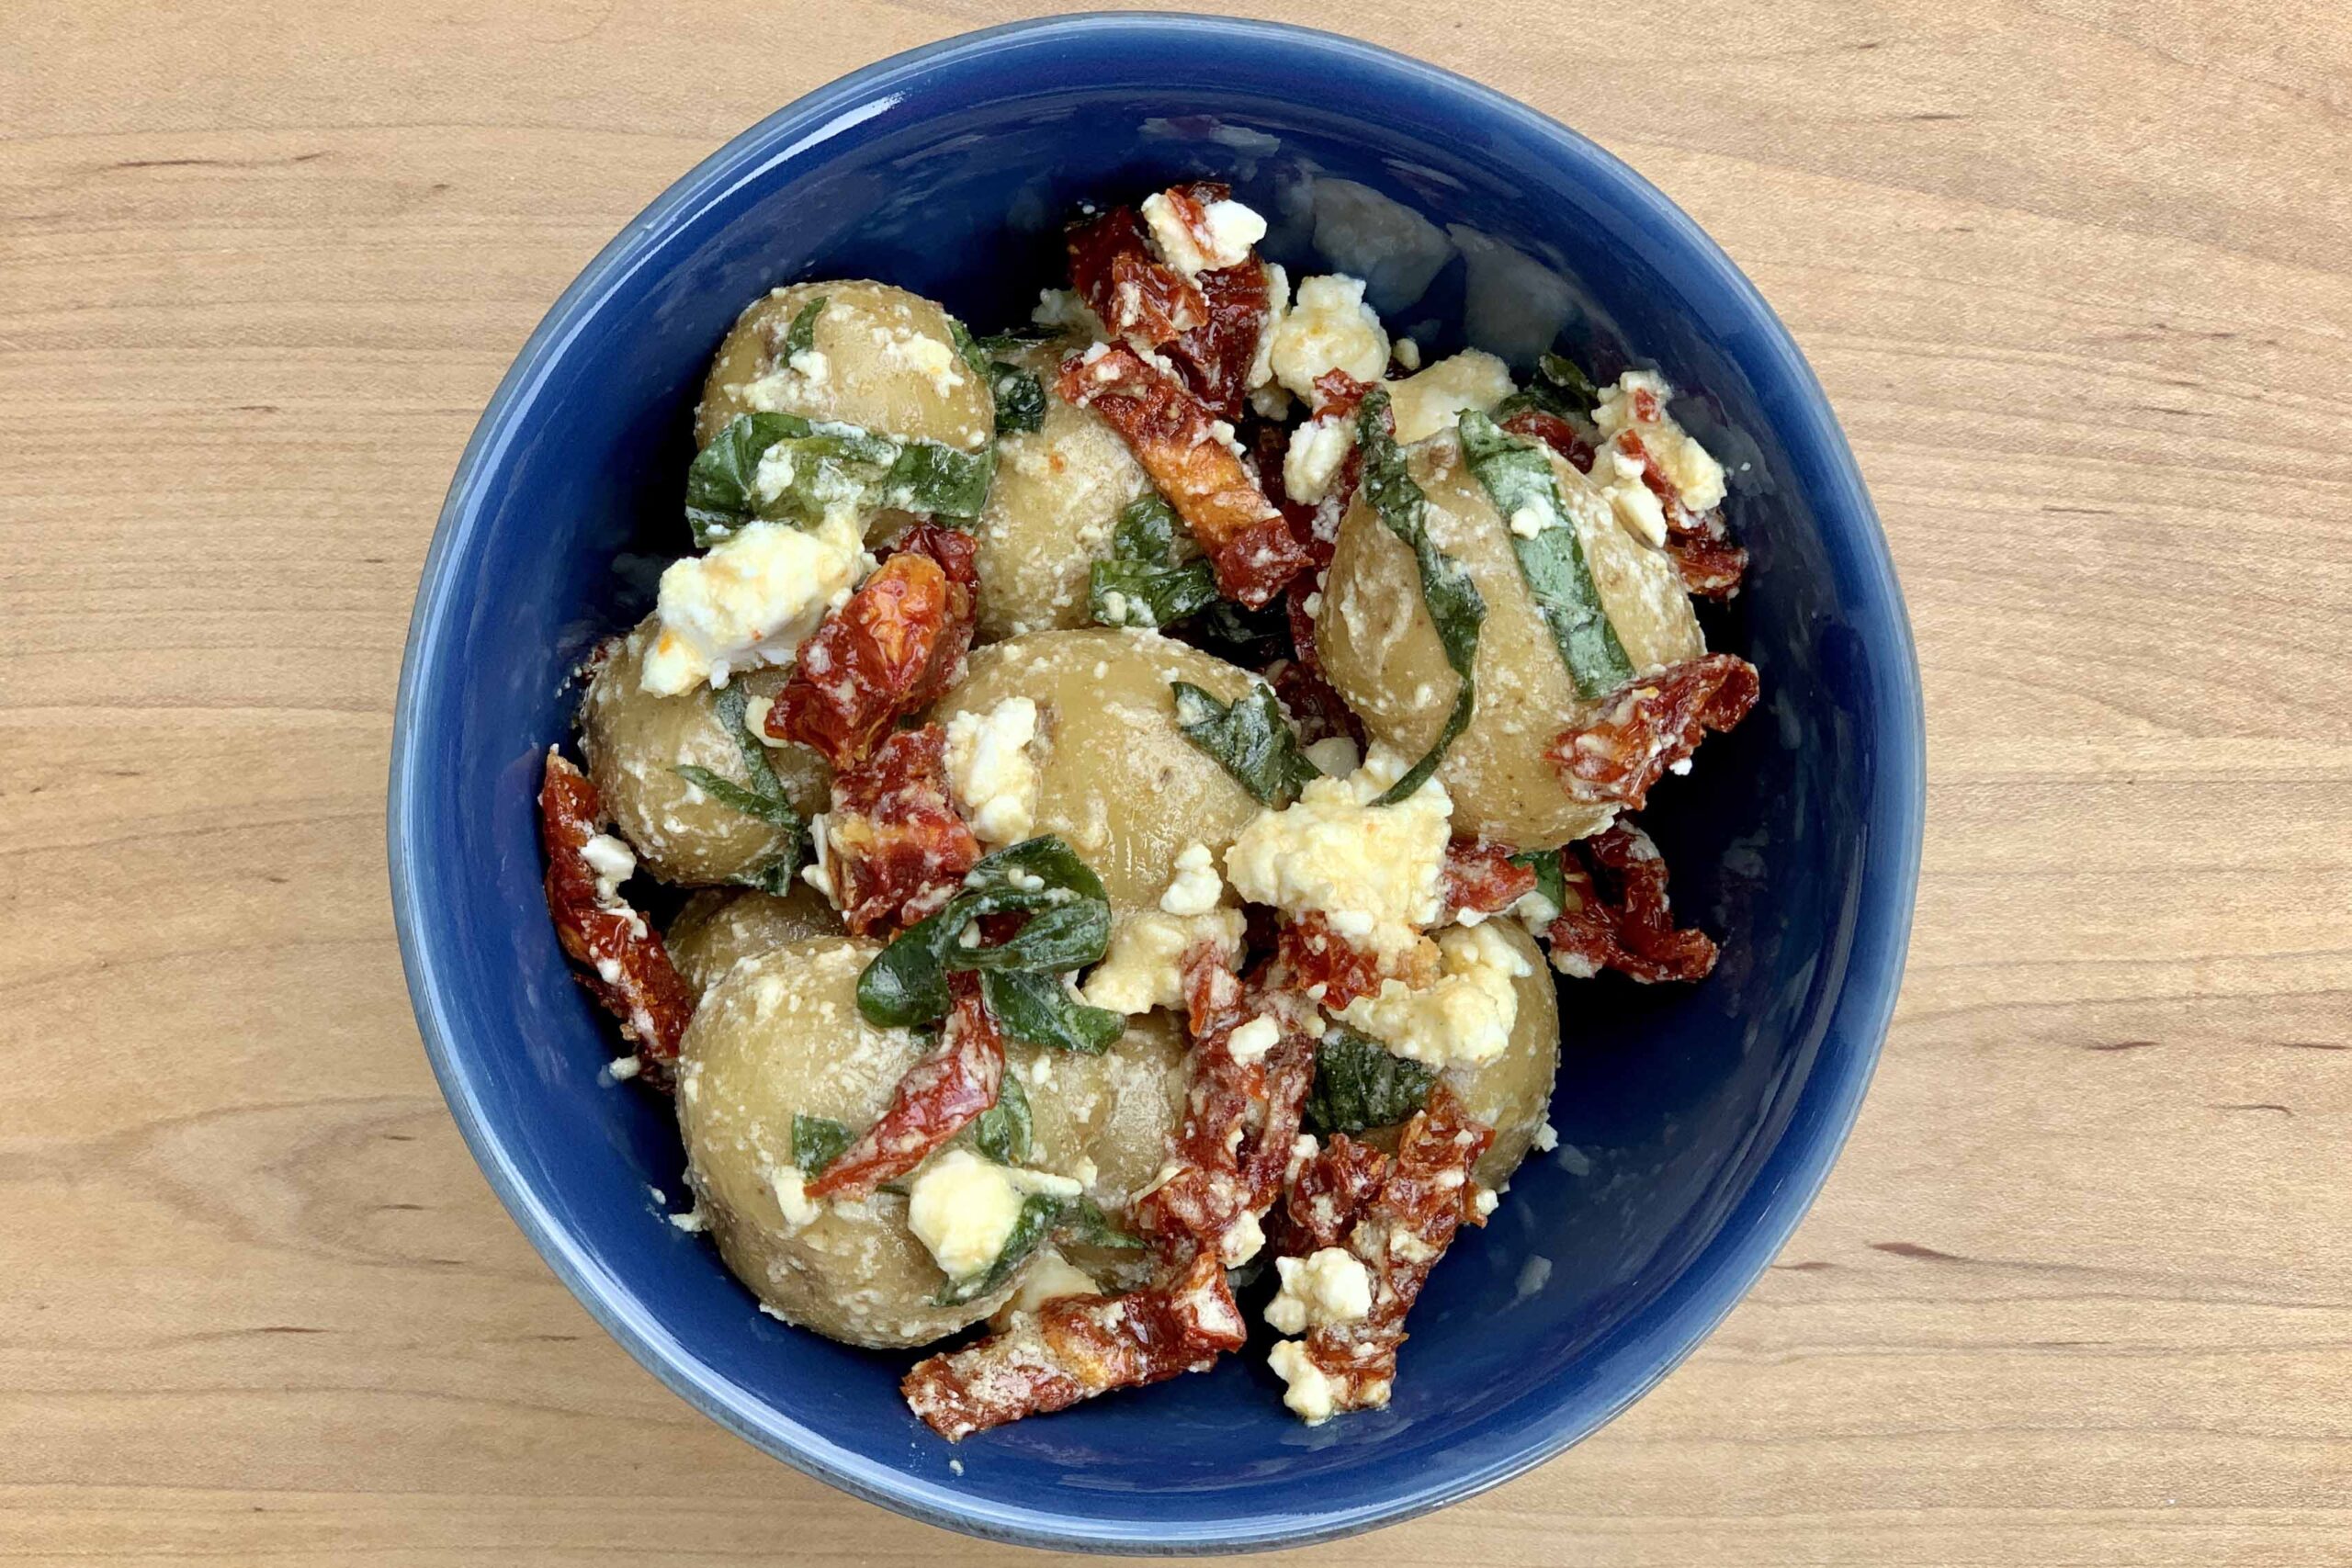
(536, 180, 1759, 1438)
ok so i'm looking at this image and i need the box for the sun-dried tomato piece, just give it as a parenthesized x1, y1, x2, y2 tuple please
(1057, 344, 1307, 608)
(769, 534, 977, 771)
(1438, 838, 1538, 923)
(1611, 430, 1748, 599)
(1501, 407, 1595, 473)
(1284, 1085, 1493, 1416)
(820, 724, 981, 939)
(902, 1248, 1246, 1439)
(1312, 369, 1374, 422)
(537, 750, 695, 1083)
(1135, 955, 1318, 1259)
(807, 973, 1003, 1201)
(1276, 1134, 1389, 1255)
(1172, 256, 1272, 423)
(1274, 912, 1391, 1011)
(1068, 205, 1206, 346)
(1546, 652, 1759, 813)
(1544, 819, 1718, 984)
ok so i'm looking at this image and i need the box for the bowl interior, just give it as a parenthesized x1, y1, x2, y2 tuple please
(393, 17, 1918, 1551)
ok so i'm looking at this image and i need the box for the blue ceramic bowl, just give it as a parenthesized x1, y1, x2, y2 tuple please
(390, 15, 1922, 1552)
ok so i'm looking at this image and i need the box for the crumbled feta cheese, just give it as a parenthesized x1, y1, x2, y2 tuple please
(1386, 349, 1514, 444)
(1227, 1014, 1282, 1064)
(1283, 412, 1354, 503)
(944, 697, 1042, 845)
(876, 328, 966, 398)
(771, 1165, 823, 1228)
(1034, 288, 1108, 339)
(1220, 1210, 1266, 1267)
(786, 347, 830, 384)
(1159, 843, 1224, 917)
(800, 811, 838, 903)
(1247, 263, 1289, 395)
(906, 1148, 1080, 1281)
(1532, 1120, 1559, 1153)
(1592, 369, 1726, 513)
(1080, 908, 1246, 1014)
(1223, 745, 1452, 962)
(639, 513, 869, 694)
(1335, 921, 1532, 1068)
(1392, 337, 1422, 371)
(1587, 441, 1668, 548)
(1473, 1186, 1499, 1219)
(605, 1054, 641, 1082)
(1302, 734, 1360, 778)
(1268, 1339, 1340, 1425)
(993, 1249, 1100, 1323)
(1140, 190, 1267, 277)
(1510, 876, 1561, 936)
(579, 833, 636, 905)
(1266, 1247, 1374, 1335)
(1269, 274, 1389, 405)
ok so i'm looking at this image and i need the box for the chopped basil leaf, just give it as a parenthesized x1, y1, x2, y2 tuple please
(783, 295, 828, 359)
(982, 968, 1125, 1054)
(1089, 493, 1218, 629)
(946, 316, 995, 381)
(1457, 412, 1634, 701)
(791, 1113, 853, 1175)
(855, 836, 1115, 1027)
(1498, 350, 1600, 422)
(1302, 1025, 1439, 1135)
(686, 412, 992, 545)
(972, 1070, 1033, 1165)
(1356, 389, 1485, 805)
(673, 685, 805, 878)
(1509, 848, 1566, 916)
(1170, 681, 1324, 807)
(991, 362, 1046, 434)
(976, 329, 1055, 355)
(933, 1190, 1063, 1305)
(1057, 1196, 1146, 1251)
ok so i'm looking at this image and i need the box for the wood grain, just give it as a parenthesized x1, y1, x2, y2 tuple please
(5, 1, 2348, 1562)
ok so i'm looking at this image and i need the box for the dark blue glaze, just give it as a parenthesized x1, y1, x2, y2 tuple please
(389, 15, 1924, 1552)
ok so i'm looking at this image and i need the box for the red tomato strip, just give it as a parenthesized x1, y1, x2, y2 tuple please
(1611, 429, 1748, 599)
(819, 724, 981, 939)
(770, 526, 978, 771)
(1275, 1134, 1390, 1256)
(1438, 838, 1538, 923)
(807, 973, 1003, 1201)
(901, 1250, 1245, 1440)
(1273, 912, 1391, 1011)
(1546, 652, 1759, 813)
(537, 750, 696, 1083)
(1068, 205, 1206, 346)
(1544, 820, 1720, 984)
(1068, 183, 1273, 423)
(1285, 1085, 1494, 1416)
(1057, 344, 1306, 608)
(1501, 407, 1595, 473)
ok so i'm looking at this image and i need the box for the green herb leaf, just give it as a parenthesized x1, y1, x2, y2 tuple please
(791, 1113, 853, 1176)
(855, 837, 1115, 1028)
(686, 412, 993, 544)
(990, 362, 1046, 435)
(1498, 350, 1600, 422)
(933, 1190, 1063, 1305)
(1170, 681, 1324, 807)
(1356, 389, 1486, 805)
(982, 969, 1125, 1054)
(784, 295, 829, 360)
(946, 316, 995, 381)
(672, 685, 806, 880)
(1457, 412, 1634, 701)
(1088, 493, 1218, 629)
(972, 1071, 1033, 1166)
(1056, 1196, 1146, 1251)
(1302, 1025, 1439, 1135)
(1509, 848, 1566, 918)
(673, 765, 798, 829)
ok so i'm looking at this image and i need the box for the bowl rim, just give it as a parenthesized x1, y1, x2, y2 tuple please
(389, 11, 1925, 1553)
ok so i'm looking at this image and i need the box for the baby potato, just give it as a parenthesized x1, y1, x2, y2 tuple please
(695, 279, 993, 457)
(577, 615, 829, 886)
(1352, 922, 1558, 1192)
(675, 937, 1018, 1347)
(1317, 431, 1702, 848)
(970, 336, 1150, 641)
(928, 628, 1264, 913)
(664, 884, 842, 998)
(1011, 1009, 1190, 1290)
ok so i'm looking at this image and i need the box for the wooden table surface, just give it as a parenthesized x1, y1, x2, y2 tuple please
(7, 2, 2349, 1562)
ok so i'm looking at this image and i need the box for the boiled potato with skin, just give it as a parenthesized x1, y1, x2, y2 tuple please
(676, 937, 1018, 1347)
(969, 336, 1150, 641)
(665, 884, 842, 998)
(577, 615, 830, 886)
(1318, 431, 1702, 848)
(1010, 1009, 1190, 1290)
(695, 279, 993, 457)
(929, 628, 1263, 912)
(1354, 921, 1558, 1192)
